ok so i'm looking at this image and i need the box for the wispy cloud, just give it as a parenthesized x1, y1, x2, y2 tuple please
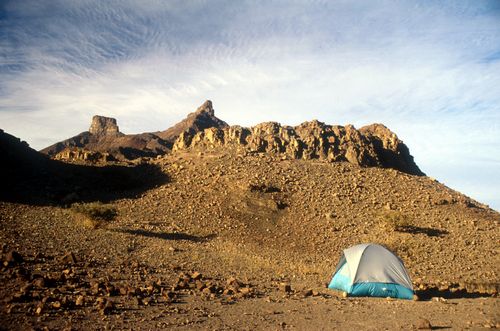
(1, 0, 499, 209)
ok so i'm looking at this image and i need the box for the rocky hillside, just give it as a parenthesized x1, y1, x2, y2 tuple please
(173, 120, 424, 175)
(40, 101, 228, 161)
(40, 100, 423, 175)
(1, 117, 499, 330)
(1, 146, 498, 330)
(40, 115, 170, 161)
(0, 129, 168, 205)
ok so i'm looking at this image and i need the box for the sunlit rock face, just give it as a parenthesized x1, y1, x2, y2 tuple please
(174, 120, 424, 176)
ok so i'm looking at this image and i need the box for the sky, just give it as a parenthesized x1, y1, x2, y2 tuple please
(1, 0, 499, 210)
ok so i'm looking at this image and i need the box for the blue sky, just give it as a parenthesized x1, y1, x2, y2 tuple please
(1, 0, 499, 210)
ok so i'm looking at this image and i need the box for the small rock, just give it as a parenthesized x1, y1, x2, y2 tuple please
(90, 281, 102, 295)
(75, 295, 85, 306)
(226, 277, 239, 285)
(20, 283, 33, 294)
(191, 272, 202, 280)
(119, 287, 128, 296)
(163, 291, 175, 300)
(5, 250, 23, 264)
(101, 300, 114, 315)
(202, 287, 214, 295)
(105, 284, 117, 296)
(61, 252, 77, 264)
(302, 289, 313, 297)
(239, 287, 251, 296)
(33, 278, 46, 288)
(279, 283, 292, 293)
(142, 297, 151, 306)
(416, 318, 432, 329)
(95, 297, 106, 309)
(196, 280, 206, 291)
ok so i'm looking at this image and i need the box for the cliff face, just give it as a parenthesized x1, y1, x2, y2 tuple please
(89, 115, 122, 136)
(173, 120, 424, 176)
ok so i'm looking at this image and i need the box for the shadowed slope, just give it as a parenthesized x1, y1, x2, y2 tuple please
(0, 129, 169, 205)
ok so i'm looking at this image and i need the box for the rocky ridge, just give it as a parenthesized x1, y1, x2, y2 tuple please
(0, 129, 168, 204)
(173, 119, 424, 175)
(40, 100, 422, 175)
(40, 101, 228, 162)
(40, 116, 169, 161)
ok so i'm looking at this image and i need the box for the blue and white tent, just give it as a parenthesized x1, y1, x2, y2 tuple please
(328, 243, 414, 300)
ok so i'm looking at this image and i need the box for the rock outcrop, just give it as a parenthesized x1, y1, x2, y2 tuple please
(53, 147, 116, 163)
(39, 100, 423, 175)
(173, 120, 424, 176)
(156, 100, 229, 142)
(40, 101, 228, 161)
(89, 115, 122, 136)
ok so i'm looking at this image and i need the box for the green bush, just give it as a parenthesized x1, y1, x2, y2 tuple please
(378, 210, 412, 232)
(70, 202, 117, 228)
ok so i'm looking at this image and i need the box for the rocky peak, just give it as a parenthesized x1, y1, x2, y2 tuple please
(195, 100, 215, 116)
(157, 100, 228, 142)
(89, 115, 121, 136)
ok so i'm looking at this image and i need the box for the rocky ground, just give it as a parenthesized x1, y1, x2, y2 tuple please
(0, 149, 498, 330)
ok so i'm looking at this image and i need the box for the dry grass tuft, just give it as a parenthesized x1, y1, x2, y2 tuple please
(378, 210, 413, 232)
(70, 202, 118, 229)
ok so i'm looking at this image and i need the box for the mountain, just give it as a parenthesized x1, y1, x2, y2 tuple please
(156, 100, 229, 141)
(40, 100, 228, 161)
(40, 115, 170, 161)
(1, 110, 498, 329)
(39, 100, 422, 175)
(1, 129, 498, 329)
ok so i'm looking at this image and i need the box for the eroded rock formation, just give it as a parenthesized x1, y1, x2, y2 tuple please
(40, 101, 228, 161)
(173, 120, 424, 175)
(89, 115, 122, 137)
(156, 100, 229, 141)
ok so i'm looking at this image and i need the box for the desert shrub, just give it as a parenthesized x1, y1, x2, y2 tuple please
(378, 210, 412, 232)
(70, 202, 117, 229)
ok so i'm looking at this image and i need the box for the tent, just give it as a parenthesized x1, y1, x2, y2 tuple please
(328, 243, 414, 300)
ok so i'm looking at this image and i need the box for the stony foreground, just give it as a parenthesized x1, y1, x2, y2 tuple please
(1, 150, 498, 330)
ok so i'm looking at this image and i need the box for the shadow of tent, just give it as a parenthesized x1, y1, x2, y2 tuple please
(114, 228, 217, 242)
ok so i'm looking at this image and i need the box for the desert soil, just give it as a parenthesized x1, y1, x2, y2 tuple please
(1, 150, 498, 330)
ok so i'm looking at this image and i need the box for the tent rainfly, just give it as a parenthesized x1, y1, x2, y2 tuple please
(328, 243, 414, 300)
